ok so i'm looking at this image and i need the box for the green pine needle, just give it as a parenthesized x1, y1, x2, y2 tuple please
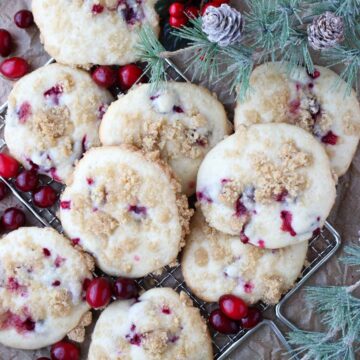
(340, 245, 360, 268)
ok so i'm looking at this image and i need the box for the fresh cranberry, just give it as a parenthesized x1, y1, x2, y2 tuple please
(32, 186, 57, 208)
(0, 57, 29, 79)
(240, 307, 262, 329)
(92, 66, 117, 88)
(14, 10, 34, 29)
(0, 181, 7, 200)
(92, 4, 104, 14)
(321, 131, 338, 145)
(219, 294, 248, 320)
(209, 309, 240, 334)
(169, 3, 185, 17)
(169, 15, 188, 28)
(0, 153, 19, 178)
(184, 6, 199, 18)
(15, 170, 39, 192)
(118, 64, 143, 91)
(0, 29, 12, 57)
(213, 0, 230, 4)
(280, 210, 297, 237)
(50, 341, 80, 360)
(86, 277, 112, 309)
(113, 277, 138, 300)
(1, 207, 26, 230)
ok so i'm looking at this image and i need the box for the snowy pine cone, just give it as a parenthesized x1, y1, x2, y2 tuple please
(202, 4, 244, 47)
(307, 12, 344, 50)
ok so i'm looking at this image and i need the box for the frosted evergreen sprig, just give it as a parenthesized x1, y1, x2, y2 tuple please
(340, 245, 360, 268)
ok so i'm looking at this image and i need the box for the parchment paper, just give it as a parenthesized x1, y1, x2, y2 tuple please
(0, 1, 359, 359)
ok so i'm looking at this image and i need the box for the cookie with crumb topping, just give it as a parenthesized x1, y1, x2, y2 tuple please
(4, 63, 113, 184)
(234, 62, 360, 176)
(99, 82, 231, 195)
(182, 210, 308, 304)
(0, 227, 93, 350)
(59, 145, 193, 277)
(32, 0, 159, 66)
(88, 287, 213, 360)
(196, 123, 336, 248)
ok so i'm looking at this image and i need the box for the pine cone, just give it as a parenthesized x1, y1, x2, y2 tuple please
(307, 12, 344, 50)
(202, 4, 244, 47)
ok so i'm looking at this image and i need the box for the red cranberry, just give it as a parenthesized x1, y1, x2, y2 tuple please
(169, 3, 185, 17)
(240, 307, 262, 329)
(0, 153, 19, 178)
(118, 64, 143, 91)
(0, 29, 12, 57)
(113, 277, 138, 300)
(50, 341, 80, 360)
(308, 69, 321, 79)
(33, 186, 57, 208)
(0, 181, 7, 200)
(92, 66, 117, 88)
(184, 6, 199, 18)
(14, 10, 34, 29)
(86, 277, 112, 309)
(209, 309, 240, 334)
(92, 4, 104, 14)
(321, 131, 338, 145)
(0, 57, 29, 79)
(1, 207, 26, 230)
(169, 15, 188, 28)
(15, 170, 39, 192)
(219, 294, 248, 320)
(280, 210, 297, 237)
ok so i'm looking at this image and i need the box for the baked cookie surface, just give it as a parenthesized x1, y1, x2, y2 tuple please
(234, 62, 360, 176)
(100, 82, 231, 195)
(32, 0, 159, 66)
(4, 63, 113, 183)
(0, 227, 93, 350)
(88, 287, 213, 360)
(196, 123, 336, 248)
(182, 210, 308, 304)
(60, 146, 193, 277)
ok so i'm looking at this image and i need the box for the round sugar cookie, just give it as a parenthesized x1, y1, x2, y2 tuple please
(5, 63, 113, 184)
(182, 210, 308, 304)
(59, 145, 193, 277)
(0, 227, 93, 350)
(196, 123, 336, 249)
(32, 0, 159, 66)
(234, 62, 360, 176)
(88, 287, 213, 360)
(99, 82, 231, 195)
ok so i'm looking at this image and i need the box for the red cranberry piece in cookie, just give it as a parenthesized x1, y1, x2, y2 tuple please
(14, 10, 34, 28)
(257, 240, 265, 248)
(321, 131, 338, 145)
(209, 309, 240, 334)
(113, 277, 138, 300)
(125, 324, 143, 346)
(60, 200, 71, 210)
(44, 85, 63, 105)
(173, 105, 184, 113)
(0, 57, 29, 79)
(17, 102, 32, 124)
(235, 198, 247, 217)
(54, 255, 66, 268)
(92, 66, 117, 88)
(15, 170, 39, 192)
(128, 204, 147, 218)
(86, 277, 112, 309)
(0, 29, 12, 57)
(51, 341, 80, 360)
(33, 186, 57, 208)
(280, 210, 297, 237)
(196, 190, 212, 204)
(162, 305, 171, 315)
(240, 307, 262, 329)
(92, 4, 104, 14)
(43, 248, 51, 257)
(219, 294, 248, 320)
(0, 181, 7, 200)
(275, 189, 288, 202)
(243, 281, 254, 293)
(52, 280, 61, 287)
(0, 153, 19, 178)
(308, 69, 321, 79)
(118, 64, 143, 91)
(1, 207, 25, 230)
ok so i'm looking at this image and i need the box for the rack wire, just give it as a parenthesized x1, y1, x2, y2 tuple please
(0, 58, 341, 359)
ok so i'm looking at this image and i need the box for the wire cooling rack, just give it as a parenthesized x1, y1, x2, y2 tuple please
(0, 58, 341, 359)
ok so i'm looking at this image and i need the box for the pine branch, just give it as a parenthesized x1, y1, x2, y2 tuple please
(340, 245, 360, 269)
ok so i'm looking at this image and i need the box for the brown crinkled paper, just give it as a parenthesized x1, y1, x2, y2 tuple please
(0, 0, 359, 359)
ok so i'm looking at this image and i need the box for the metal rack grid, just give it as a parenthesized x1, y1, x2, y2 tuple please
(0, 58, 341, 359)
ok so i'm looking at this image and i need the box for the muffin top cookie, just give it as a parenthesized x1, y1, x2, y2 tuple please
(196, 123, 336, 248)
(0, 227, 93, 350)
(88, 287, 213, 360)
(234, 62, 360, 176)
(100, 82, 231, 195)
(4, 63, 113, 183)
(32, 0, 159, 66)
(60, 146, 193, 277)
(182, 210, 308, 304)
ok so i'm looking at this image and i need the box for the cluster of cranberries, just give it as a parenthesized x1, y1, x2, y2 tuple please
(91, 63, 144, 93)
(36, 340, 80, 360)
(0, 9, 34, 79)
(0, 153, 58, 217)
(209, 294, 262, 334)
